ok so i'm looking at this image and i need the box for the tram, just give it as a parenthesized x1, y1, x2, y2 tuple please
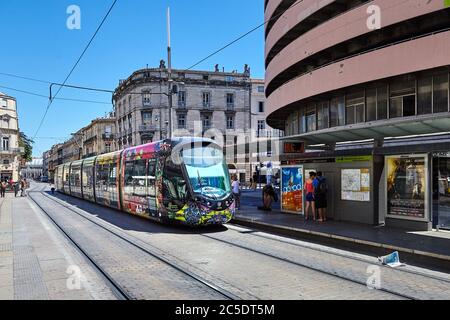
(55, 138, 235, 226)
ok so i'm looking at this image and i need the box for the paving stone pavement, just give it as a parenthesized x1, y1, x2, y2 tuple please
(0, 194, 116, 300)
(31, 192, 230, 300)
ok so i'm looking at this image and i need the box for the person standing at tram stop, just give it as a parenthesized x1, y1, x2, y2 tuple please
(314, 172, 328, 222)
(304, 172, 316, 221)
(232, 175, 241, 210)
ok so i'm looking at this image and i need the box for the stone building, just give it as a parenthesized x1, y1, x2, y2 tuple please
(0, 92, 23, 182)
(81, 117, 116, 158)
(44, 116, 116, 181)
(112, 66, 252, 148)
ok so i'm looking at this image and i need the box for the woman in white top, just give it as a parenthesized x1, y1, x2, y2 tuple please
(231, 175, 241, 209)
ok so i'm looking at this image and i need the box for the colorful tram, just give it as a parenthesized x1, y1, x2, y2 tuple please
(55, 138, 235, 226)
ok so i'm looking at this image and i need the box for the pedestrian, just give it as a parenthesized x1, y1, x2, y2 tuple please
(304, 172, 316, 221)
(249, 178, 253, 190)
(314, 172, 328, 222)
(232, 175, 241, 210)
(20, 179, 26, 197)
(14, 181, 20, 197)
(0, 180, 6, 198)
(252, 172, 257, 190)
(258, 184, 278, 211)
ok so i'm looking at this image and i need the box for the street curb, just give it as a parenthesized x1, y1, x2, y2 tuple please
(231, 216, 450, 265)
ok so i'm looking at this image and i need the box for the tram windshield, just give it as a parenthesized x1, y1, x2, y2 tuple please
(182, 146, 231, 200)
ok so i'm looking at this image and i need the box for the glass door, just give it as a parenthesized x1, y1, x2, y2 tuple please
(433, 155, 450, 230)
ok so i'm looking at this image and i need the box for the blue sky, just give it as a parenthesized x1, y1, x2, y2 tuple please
(0, 0, 265, 156)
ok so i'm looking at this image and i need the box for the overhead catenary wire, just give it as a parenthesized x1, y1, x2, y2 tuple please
(185, 0, 304, 71)
(33, 0, 119, 140)
(0, 84, 111, 105)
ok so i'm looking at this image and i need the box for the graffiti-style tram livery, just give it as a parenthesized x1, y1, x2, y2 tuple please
(55, 138, 235, 226)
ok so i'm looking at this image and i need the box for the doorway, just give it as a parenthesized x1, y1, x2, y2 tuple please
(433, 155, 450, 230)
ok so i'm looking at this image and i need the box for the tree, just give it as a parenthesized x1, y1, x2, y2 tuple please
(19, 132, 34, 162)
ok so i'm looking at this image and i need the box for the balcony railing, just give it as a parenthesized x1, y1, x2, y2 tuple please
(139, 125, 157, 132)
(0, 147, 24, 155)
(102, 133, 115, 140)
(226, 103, 235, 110)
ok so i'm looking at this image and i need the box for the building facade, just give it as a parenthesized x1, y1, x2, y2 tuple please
(113, 66, 252, 147)
(81, 117, 116, 158)
(265, 0, 450, 230)
(44, 116, 116, 181)
(0, 92, 23, 181)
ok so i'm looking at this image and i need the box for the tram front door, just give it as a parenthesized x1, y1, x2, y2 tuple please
(433, 154, 450, 230)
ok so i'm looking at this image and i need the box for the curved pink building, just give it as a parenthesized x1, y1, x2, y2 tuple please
(265, 0, 450, 230)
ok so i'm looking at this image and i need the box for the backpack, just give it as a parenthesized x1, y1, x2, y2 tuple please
(316, 178, 327, 195)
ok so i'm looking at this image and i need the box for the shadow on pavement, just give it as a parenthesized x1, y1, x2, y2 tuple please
(43, 191, 229, 236)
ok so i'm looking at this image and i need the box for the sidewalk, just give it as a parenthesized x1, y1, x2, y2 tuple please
(232, 204, 450, 270)
(0, 194, 115, 300)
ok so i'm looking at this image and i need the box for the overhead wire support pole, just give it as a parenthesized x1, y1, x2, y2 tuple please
(167, 6, 173, 139)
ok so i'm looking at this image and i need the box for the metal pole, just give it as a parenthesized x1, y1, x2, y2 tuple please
(167, 6, 173, 139)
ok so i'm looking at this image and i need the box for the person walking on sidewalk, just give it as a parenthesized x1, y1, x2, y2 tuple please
(0, 180, 7, 198)
(232, 175, 241, 210)
(314, 172, 328, 222)
(14, 181, 20, 197)
(20, 179, 27, 197)
(304, 172, 316, 221)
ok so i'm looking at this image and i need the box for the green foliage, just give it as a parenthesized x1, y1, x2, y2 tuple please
(19, 132, 34, 162)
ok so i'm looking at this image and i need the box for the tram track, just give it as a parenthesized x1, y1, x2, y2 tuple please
(35, 188, 419, 300)
(28, 189, 238, 300)
(225, 224, 450, 285)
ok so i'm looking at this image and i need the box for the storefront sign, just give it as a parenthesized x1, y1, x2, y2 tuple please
(281, 166, 304, 214)
(336, 156, 373, 163)
(386, 155, 428, 221)
(341, 169, 371, 202)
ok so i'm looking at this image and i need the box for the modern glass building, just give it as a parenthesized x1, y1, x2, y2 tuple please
(265, 0, 450, 230)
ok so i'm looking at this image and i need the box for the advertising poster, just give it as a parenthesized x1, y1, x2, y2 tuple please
(386, 155, 428, 220)
(341, 169, 371, 202)
(281, 166, 304, 214)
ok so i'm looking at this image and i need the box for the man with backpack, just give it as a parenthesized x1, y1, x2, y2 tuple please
(314, 172, 328, 222)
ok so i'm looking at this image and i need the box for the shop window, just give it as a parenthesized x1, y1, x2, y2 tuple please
(306, 104, 316, 132)
(433, 74, 449, 113)
(377, 87, 388, 120)
(417, 77, 432, 115)
(366, 88, 377, 122)
(330, 96, 346, 127)
(346, 91, 365, 125)
(317, 101, 329, 130)
(390, 79, 416, 118)
(299, 109, 306, 133)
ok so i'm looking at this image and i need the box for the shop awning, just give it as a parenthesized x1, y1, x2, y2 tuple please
(285, 113, 450, 146)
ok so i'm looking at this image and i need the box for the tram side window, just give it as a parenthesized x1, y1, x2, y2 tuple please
(163, 158, 187, 202)
(109, 164, 117, 188)
(147, 159, 157, 197)
(124, 161, 134, 195)
(133, 160, 147, 197)
(75, 170, 81, 187)
(96, 164, 109, 191)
